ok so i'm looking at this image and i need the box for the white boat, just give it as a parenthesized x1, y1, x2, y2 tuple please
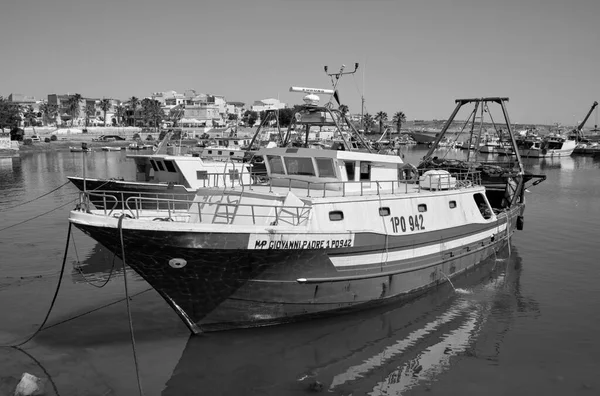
(518, 134, 576, 158)
(197, 137, 252, 161)
(100, 146, 123, 152)
(68, 132, 254, 209)
(68, 79, 545, 333)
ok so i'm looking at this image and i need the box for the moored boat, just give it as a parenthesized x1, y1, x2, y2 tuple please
(517, 134, 576, 158)
(68, 85, 545, 333)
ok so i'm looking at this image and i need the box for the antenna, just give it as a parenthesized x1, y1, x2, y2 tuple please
(323, 63, 359, 108)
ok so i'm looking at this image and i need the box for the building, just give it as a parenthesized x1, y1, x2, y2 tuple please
(48, 94, 87, 126)
(226, 101, 245, 123)
(250, 98, 286, 113)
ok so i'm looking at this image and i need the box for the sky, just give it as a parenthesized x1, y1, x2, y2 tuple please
(1, 0, 599, 126)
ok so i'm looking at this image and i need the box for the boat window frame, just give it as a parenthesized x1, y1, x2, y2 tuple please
(449, 200, 457, 209)
(149, 160, 159, 172)
(284, 156, 316, 176)
(329, 210, 344, 221)
(163, 160, 177, 173)
(359, 161, 371, 181)
(267, 155, 286, 175)
(155, 161, 165, 172)
(315, 157, 336, 178)
(379, 207, 391, 216)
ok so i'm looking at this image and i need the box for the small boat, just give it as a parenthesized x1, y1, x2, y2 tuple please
(68, 70, 545, 334)
(69, 146, 92, 153)
(101, 146, 124, 151)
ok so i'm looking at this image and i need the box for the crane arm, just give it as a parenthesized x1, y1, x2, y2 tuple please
(577, 101, 598, 131)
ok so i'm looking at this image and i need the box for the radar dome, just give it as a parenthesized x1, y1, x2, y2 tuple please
(303, 94, 320, 105)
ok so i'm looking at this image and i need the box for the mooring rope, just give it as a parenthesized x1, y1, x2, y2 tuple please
(118, 214, 145, 396)
(0, 181, 72, 212)
(70, 229, 119, 288)
(0, 199, 77, 233)
(1, 223, 71, 347)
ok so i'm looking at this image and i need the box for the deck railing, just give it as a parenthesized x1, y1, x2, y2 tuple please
(78, 191, 311, 226)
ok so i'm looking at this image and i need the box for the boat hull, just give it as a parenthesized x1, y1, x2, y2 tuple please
(71, 204, 523, 333)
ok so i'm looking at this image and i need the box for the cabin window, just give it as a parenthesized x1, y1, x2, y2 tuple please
(207, 150, 212, 154)
(418, 204, 427, 212)
(267, 155, 286, 174)
(359, 162, 371, 181)
(218, 151, 223, 155)
(196, 170, 208, 180)
(449, 200, 457, 209)
(379, 207, 390, 216)
(156, 161, 165, 171)
(316, 158, 336, 178)
(230, 152, 234, 156)
(284, 157, 315, 176)
(163, 160, 177, 173)
(149, 160, 159, 172)
(473, 193, 492, 219)
(345, 161, 355, 181)
(329, 211, 344, 221)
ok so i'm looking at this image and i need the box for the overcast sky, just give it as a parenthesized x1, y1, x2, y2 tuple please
(1, 0, 599, 126)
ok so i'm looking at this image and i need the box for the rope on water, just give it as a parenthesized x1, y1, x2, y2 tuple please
(118, 214, 145, 396)
(1, 223, 71, 347)
(70, 229, 119, 288)
(0, 199, 77, 233)
(0, 180, 72, 212)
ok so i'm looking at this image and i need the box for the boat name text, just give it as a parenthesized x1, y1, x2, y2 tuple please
(253, 238, 353, 250)
(390, 215, 425, 233)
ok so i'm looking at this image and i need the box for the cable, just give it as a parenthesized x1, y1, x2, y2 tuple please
(0, 199, 77, 233)
(0, 181, 72, 212)
(41, 288, 152, 331)
(118, 214, 145, 396)
(1, 223, 71, 347)
(70, 229, 119, 288)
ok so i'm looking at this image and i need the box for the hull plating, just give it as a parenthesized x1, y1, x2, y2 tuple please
(72, 205, 523, 333)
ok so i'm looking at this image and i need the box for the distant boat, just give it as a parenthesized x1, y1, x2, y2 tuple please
(100, 146, 123, 151)
(70, 146, 92, 153)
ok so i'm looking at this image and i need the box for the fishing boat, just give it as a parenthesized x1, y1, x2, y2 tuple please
(68, 131, 254, 209)
(68, 71, 544, 333)
(517, 134, 576, 158)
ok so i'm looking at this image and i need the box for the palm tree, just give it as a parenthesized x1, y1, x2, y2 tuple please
(98, 98, 112, 127)
(114, 105, 126, 126)
(128, 96, 139, 126)
(24, 106, 37, 134)
(85, 103, 95, 127)
(363, 113, 374, 133)
(39, 103, 58, 127)
(66, 93, 82, 126)
(375, 111, 388, 134)
(392, 111, 406, 134)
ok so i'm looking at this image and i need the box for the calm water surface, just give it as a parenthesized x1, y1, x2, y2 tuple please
(1, 147, 599, 395)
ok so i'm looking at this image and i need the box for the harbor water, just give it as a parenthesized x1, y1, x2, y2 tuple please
(1, 147, 599, 395)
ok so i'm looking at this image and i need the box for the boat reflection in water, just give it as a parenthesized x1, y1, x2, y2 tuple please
(70, 243, 140, 284)
(162, 245, 538, 396)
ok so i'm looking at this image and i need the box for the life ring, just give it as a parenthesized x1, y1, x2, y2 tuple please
(541, 148, 548, 155)
(400, 163, 419, 183)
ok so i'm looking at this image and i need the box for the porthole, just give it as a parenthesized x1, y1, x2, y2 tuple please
(379, 207, 390, 216)
(418, 204, 427, 212)
(329, 211, 344, 221)
(449, 201, 457, 209)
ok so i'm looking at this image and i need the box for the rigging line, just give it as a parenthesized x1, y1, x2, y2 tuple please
(70, 230, 119, 288)
(0, 180, 72, 212)
(0, 199, 77, 233)
(41, 288, 153, 331)
(11, 346, 61, 396)
(1, 223, 71, 348)
(118, 214, 145, 396)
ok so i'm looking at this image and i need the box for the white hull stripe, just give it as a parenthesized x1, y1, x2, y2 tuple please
(330, 222, 507, 267)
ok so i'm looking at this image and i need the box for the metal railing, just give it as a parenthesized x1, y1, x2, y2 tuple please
(77, 190, 311, 226)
